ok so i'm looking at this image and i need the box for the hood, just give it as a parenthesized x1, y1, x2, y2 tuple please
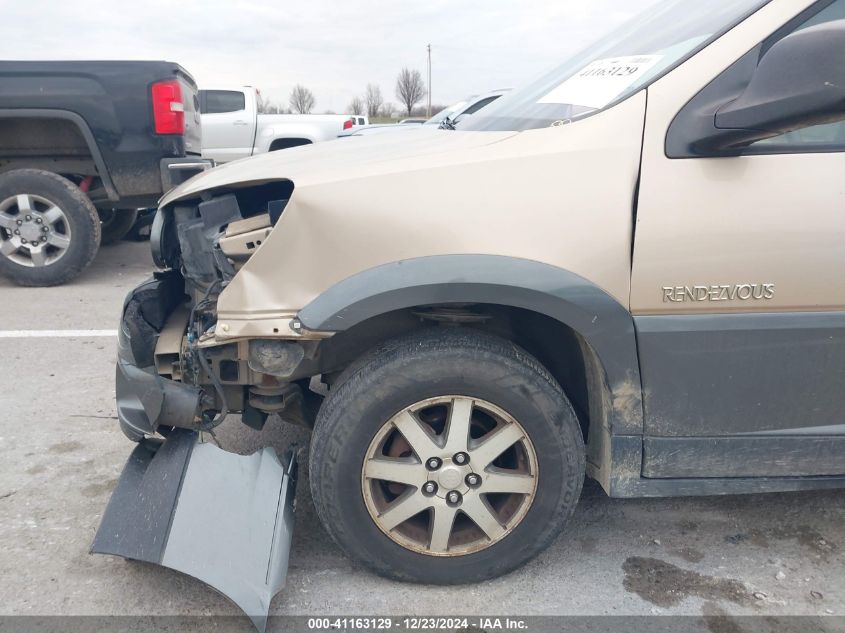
(160, 127, 516, 206)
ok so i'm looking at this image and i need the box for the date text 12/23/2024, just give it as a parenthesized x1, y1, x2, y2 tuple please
(307, 617, 529, 630)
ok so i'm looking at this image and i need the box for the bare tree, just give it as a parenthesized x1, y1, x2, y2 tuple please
(381, 102, 396, 118)
(348, 96, 364, 115)
(289, 84, 316, 114)
(365, 83, 384, 118)
(395, 67, 426, 116)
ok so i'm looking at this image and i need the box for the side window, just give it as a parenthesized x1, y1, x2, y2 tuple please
(201, 90, 246, 115)
(750, 0, 845, 150)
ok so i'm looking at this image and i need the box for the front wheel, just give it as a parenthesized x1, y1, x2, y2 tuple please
(309, 328, 585, 584)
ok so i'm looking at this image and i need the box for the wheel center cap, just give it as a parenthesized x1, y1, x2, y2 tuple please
(438, 466, 463, 490)
(20, 223, 41, 241)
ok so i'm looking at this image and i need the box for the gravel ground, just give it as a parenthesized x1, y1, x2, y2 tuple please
(0, 241, 843, 629)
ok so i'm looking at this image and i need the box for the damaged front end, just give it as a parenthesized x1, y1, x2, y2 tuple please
(94, 180, 312, 630)
(114, 270, 203, 441)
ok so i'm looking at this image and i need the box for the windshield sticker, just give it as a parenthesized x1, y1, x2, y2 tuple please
(538, 55, 663, 109)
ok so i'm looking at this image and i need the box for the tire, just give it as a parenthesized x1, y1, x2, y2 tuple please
(309, 328, 585, 584)
(98, 208, 139, 245)
(124, 209, 155, 242)
(0, 169, 100, 286)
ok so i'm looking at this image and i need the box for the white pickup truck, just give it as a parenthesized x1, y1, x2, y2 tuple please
(199, 87, 362, 163)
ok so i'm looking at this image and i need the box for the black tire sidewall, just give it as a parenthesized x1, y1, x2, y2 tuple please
(99, 209, 139, 245)
(310, 330, 585, 584)
(0, 170, 101, 286)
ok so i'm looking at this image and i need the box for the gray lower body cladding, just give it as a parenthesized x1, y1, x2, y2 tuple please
(91, 429, 298, 632)
(116, 271, 202, 440)
(635, 311, 845, 479)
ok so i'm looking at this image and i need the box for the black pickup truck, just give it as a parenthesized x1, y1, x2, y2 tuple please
(0, 61, 210, 286)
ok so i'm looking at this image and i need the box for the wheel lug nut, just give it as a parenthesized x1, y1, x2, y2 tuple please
(41, 226, 48, 232)
(20, 238, 27, 244)
(422, 482, 437, 495)
(35, 218, 43, 224)
(466, 473, 481, 487)
(426, 457, 442, 471)
(446, 491, 462, 505)
(14, 229, 20, 235)
(453, 452, 469, 465)
(16, 219, 22, 226)
(25, 215, 31, 221)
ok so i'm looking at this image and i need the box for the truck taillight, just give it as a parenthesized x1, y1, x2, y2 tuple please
(151, 80, 185, 135)
(343, 119, 354, 130)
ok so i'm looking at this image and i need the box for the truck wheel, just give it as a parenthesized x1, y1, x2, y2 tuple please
(309, 328, 585, 584)
(0, 170, 100, 286)
(98, 209, 139, 245)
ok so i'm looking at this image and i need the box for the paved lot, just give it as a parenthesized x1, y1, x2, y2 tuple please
(0, 241, 843, 627)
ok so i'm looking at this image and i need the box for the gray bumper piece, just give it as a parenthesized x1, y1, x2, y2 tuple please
(91, 429, 298, 632)
(115, 271, 202, 441)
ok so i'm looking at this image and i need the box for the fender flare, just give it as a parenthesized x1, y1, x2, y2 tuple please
(298, 255, 643, 434)
(0, 108, 119, 200)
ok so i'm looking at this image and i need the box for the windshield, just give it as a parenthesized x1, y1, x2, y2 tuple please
(426, 99, 471, 125)
(461, 0, 772, 132)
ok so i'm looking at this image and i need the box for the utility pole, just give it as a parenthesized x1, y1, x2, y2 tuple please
(427, 43, 432, 118)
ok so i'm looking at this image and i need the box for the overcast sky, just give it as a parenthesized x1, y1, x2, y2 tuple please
(2, 0, 659, 112)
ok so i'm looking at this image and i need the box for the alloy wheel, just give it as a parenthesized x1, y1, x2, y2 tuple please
(0, 194, 72, 267)
(361, 396, 538, 556)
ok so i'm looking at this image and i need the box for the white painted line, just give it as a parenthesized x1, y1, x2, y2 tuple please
(0, 329, 118, 338)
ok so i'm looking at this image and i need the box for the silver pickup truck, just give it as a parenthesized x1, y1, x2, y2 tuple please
(199, 86, 361, 163)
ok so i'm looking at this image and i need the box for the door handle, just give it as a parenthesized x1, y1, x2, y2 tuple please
(233, 120, 249, 126)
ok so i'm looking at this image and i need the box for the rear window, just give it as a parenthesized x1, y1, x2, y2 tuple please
(201, 90, 246, 114)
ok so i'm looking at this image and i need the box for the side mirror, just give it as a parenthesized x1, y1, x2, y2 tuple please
(712, 18, 845, 149)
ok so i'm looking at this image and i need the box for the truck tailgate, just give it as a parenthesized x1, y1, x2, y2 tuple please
(175, 70, 202, 156)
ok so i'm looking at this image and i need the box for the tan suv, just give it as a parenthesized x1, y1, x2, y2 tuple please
(98, 0, 845, 620)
